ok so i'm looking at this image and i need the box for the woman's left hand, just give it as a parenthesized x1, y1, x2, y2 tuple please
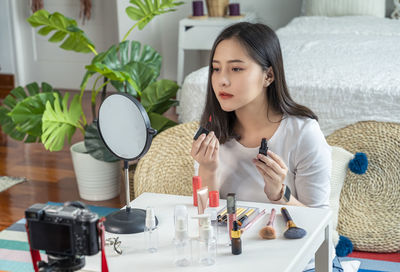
(252, 150, 288, 201)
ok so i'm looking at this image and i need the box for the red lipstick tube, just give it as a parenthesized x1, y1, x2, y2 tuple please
(192, 176, 202, 206)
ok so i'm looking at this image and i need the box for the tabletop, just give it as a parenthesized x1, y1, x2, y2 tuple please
(84, 192, 332, 272)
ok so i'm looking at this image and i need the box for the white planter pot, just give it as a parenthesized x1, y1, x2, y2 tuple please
(70, 141, 121, 201)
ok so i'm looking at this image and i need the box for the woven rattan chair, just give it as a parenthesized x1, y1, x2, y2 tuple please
(131, 121, 199, 200)
(326, 121, 400, 252)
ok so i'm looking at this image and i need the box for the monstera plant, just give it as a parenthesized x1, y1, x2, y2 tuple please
(0, 0, 183, 162)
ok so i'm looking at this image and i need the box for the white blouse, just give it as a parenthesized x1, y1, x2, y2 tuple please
(196, 114, 332, 209)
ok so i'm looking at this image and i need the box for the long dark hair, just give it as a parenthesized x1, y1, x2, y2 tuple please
(200, 22, 317, 144)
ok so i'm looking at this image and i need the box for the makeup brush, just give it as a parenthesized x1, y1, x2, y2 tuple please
(241, 209, 266, 234)
(259, 208, 277, 239)
(281, 207, 307, 239)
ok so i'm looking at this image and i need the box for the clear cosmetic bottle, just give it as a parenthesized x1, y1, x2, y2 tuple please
(173, 205, 191, 266)
(144, 207, 158, 253)
(193, 214, 216, 266)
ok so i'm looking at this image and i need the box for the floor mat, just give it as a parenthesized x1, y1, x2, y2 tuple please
(0, 176, 26, 193)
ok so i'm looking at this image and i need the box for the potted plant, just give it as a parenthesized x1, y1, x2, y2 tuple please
(0, 0, 184, 200)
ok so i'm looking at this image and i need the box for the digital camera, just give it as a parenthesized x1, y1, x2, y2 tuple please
(25, 203, 100, 256)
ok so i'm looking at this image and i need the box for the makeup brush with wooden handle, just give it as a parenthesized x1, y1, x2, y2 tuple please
(259, 208, 277, 239)
(281, 207, 307, 239)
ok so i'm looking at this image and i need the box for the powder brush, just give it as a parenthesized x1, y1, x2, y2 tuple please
(259, 208, 277, 239)
(281, 207, 307, 239)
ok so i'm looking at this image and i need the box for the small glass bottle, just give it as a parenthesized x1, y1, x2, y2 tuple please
(204, 207, 218, 244)
(196, 215, 216, 266)
(173, 205, 191, 266)
(144, 207, 158, 253)
(231, 221, 242, 255)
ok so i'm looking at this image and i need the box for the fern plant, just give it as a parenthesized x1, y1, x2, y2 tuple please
(0, 0, 183, 162)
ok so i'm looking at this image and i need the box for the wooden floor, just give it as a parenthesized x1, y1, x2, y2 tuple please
(0, 91, 178, 231)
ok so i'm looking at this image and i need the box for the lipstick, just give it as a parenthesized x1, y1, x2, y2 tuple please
(258, 138, 268, 163)
(227, 193, 236, 240)
(193, 115, 212, 140)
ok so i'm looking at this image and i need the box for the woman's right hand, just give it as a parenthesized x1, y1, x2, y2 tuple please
(190, 131, 219, 173)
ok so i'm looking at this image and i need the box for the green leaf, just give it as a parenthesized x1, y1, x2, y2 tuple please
(88, 40, 161, 95)
(0, 82, 59, 142)
(141, 79, 179, 113)
(152, 99, 178, 115)
(26, 82, 40, 96)
(124, 62, 158, 94)
(41, 93, 84, 151)
(85, 63, 130, 81)
(0, 107, 26, 141)
(126, 0, 184, 29)
(148, 112, 177, 133)
(110, 80, 138, 97)
(126, 7, 143, 21)
(84, 122, 120, 162)
(49, 30, 67, 42)
(9, 92, 57, 137)
(27, 9, 94, 53)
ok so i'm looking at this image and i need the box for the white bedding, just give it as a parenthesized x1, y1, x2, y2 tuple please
(177, 16, 400, 135)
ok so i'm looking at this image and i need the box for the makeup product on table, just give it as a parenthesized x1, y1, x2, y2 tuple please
(193, 115, 212, 140)
(209, 190, 219, 208)
(227, 193, 236, 240)
(228, 207, 246, 223)
(197, 187, 209, 214)
(205, 191, 219, 242)
(237, 208, 255, 226)
(192, 214, 216, 266)
(204, 207, 218, 242)
(241, 209, 266, 234)
(258, 138, 268, 162)
(144, 207, 158, 253)
(192, 176, 202, 206)
(281, 207, 307, 239)
(231, 221, 242, 255)
(173, 205, 190, 267)
(217, 208, 227, 222)
(259, 208, 277, 239)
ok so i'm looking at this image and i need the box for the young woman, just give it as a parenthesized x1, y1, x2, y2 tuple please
(190, 22, 342, 272)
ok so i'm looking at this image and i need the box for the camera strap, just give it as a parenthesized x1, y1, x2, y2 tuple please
(25, 222, 41, 272)
(98, 217, 109, 272)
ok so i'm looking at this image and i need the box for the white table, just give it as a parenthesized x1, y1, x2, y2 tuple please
(85, 193, 332, 272)
(177, 14, 256, 84)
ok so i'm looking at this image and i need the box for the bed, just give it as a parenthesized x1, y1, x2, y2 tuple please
(177, 15, 400, 136)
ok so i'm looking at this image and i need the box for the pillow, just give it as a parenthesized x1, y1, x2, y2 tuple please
(302, 0, 386, 17)
(330, 146, 354, 246)
(177, 66, 208, 124)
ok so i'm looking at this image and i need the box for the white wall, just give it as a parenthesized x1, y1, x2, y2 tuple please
(10, 0, 395, 89)
(0, 0, 16, 74)
(11, 0, 118, 89)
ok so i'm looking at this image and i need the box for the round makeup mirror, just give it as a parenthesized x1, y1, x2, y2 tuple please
(98, 93, 157, 234)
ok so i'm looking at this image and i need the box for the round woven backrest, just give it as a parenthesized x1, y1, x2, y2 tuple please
(132, 121, 199, 199)
(326, 121, 400, 252)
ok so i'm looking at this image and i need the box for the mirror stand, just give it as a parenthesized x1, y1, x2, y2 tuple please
(98, 93, 158, 234)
